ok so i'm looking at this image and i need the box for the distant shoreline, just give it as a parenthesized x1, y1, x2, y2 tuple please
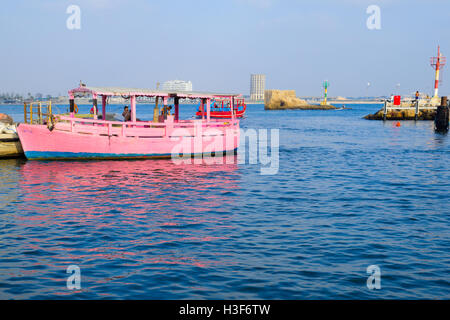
(0, 99, 386, 106)
(321, 100, 384, 104)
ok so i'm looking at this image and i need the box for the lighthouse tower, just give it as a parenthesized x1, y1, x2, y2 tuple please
(321, 80, 329, 105)
(430, 46, 446, 104)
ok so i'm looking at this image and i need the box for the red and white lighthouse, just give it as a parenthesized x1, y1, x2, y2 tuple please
(430, 46, 446, 100)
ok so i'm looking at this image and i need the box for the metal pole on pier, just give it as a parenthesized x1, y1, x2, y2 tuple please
(415, 100, 419, 121)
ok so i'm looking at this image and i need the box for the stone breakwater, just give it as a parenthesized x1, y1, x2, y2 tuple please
(364, 107, 436, 120)
(264, 90, 336, 110)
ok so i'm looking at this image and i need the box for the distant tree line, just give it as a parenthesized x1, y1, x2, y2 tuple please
(0, 92, 53, 103)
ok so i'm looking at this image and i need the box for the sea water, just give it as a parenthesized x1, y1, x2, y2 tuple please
(0, 103, 448, 299)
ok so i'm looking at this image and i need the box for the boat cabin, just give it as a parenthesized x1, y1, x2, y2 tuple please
(69, 86, 242, 123)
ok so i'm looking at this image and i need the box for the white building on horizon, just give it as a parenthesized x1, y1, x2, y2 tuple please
(161, 80, 193, 92)
(250, 74, 265, 101)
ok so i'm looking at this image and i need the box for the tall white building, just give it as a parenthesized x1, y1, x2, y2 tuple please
(250, 74, 265, 101)
(161, 80, 193, 92)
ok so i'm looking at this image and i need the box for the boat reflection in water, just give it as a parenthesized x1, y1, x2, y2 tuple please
(0, 158, 25, 210)
(11, 156, 241, 297)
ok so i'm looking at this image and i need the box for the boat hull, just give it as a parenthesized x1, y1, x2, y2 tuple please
(17, 122, 240, 160)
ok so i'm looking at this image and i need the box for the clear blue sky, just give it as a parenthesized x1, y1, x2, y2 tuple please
(1, 0, 449, 97)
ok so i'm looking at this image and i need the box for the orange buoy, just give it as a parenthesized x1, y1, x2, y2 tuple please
(395, 121, 401, 127)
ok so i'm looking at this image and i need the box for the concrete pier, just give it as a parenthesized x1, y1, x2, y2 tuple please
(364, 100, 442, 120)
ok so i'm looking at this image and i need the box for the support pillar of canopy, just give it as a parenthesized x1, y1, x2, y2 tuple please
(69, 95, 74, 118)
(154, 83, 160, 123)
(201, 99, 205, 120)
(154, 96, 160, 123)
(163, 96, 169, 121)
(174, 97, 179, 122)
(206, 98, 211, 122)
(92, 94, 98, 120)
(130, 95, 136, 122)
(102, 95, 106, 120)
(230, 96, 235, 121)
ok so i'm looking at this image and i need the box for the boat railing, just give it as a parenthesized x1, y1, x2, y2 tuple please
(24, 101, 53, 125)
(54, 115, 238, 139)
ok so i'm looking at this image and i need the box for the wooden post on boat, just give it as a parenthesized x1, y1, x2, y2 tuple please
(153, 82, 160, 123)
(130, 95, 137, 122)
(48, 101, 52, 123)
(200, 99, 205, 120)
(93, 94, 98, 120)
(174, 97, 179, 121)
(102, 95, 106, 120)
(30, 103, 33, 124)
(38, 102, 43, 124)
(69, 97, 75, 118)
(230, 96, 235, 122)
(24, 102, 27, 124)
(153, 96, 160, 122)
(206, 98, 211, 122)
(162, 96, 169, 121)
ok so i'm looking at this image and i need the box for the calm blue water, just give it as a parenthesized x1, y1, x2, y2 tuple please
(0, 103, 449, 299)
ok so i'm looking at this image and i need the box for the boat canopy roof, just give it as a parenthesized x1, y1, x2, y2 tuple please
(69, 86, 241, 99)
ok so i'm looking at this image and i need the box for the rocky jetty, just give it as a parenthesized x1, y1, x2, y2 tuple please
(264, 90, 336, 110)
(364, 108, 436, 120)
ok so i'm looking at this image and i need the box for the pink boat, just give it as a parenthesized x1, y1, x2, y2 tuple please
(17, 85, 241, 160)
